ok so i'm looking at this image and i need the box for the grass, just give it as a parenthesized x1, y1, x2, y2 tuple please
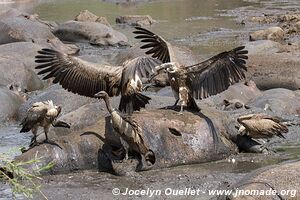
(0, 150, 54, 199)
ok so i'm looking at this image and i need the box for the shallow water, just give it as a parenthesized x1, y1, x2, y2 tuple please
(0, 0, 257, 56)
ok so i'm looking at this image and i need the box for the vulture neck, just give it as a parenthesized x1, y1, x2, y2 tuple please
(103, 95, 114, 114)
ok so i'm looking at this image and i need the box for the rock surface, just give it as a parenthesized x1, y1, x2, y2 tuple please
(54, 21, 129, 46)
(74, 10, 111, 27)
(249, 27, 285, 42)
(116, 15, 156, 26)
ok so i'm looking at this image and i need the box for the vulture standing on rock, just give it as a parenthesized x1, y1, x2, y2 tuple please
(35, 48, 162, 114)
(95, 91, 155, 167)
(237, 114, 288, 139)
(20, 100, 70, 146)
(134, 27, 248, 112)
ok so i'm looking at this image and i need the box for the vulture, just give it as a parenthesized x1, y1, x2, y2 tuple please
(20, 100, 70, 146)
(95, 91, 154, 166)
(133, 27, 248, 112)
(35, 49, 162, 115)
(237, 114, 288, 139)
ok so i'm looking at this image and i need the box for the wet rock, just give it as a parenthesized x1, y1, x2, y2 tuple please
(116, 15, 156, 26)
(249, 27, 285, 42)
(53, 21, 129, 47)
(248, 88, 300, 115)
(0, 54, 43, 92)
(74, 10, 111, 27)
(0, 15, 78, 54)
(227, 160, 300, 199)
(0, 87, 24, 123)
(201, 81, 261, 109)
(15, 107, 238, 174)
(245, 40, 300, 90)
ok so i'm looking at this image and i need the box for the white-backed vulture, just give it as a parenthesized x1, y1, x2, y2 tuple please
(20, 100, 69, 145)
(95, 91, 154, 165)
(133, 27, 248, 112)
(35, 49, 162, 114)
(237, 114, 288, 139)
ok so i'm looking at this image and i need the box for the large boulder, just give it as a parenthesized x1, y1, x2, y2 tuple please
(0, 15, 78, 54)
(226, 160, 300, 200)
(245, 40, 300, 90)
(248, 88, 300, 115)
(0, 54, 43, 92)
(53, 21, 129, 47)
(0, 86, 24, 123)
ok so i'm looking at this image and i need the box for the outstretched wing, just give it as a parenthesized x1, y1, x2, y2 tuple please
(35, 48, 122, 98)
(186, 46, 248, 99)
(133, 27, 177, 63)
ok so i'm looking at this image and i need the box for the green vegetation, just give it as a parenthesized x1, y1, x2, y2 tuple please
(0, 151, 54, 199)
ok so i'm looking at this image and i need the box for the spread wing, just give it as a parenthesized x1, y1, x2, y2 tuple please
(133, 27, 177, 63)
(186, 46, 248, 99)
(35, 49, 122, 98)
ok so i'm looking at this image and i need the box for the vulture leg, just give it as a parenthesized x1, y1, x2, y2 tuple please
(43, 125, 62, 149)
(120, 137, 130, 160)
(29, 127, 39, 148)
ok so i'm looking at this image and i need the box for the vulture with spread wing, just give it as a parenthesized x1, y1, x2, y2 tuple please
(35, 49, 162, 114)
(133, 27, 248, 112)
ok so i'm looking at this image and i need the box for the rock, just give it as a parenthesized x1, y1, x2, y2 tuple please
(245, 40, 300, 90)
(226, 160, 300, 199)
(15, 107, 237, 174)
(249, 88, 300, 115)
(116, 15, 156, 26)
(0, 15, 78, 54)
(53, 21, 129, 47)
(0, 42, 45, 71)
(249, 27, 285, 42)
(0, 54, 43, 92)
(0, 86, 24, 123)
(74, 10, 111, 26)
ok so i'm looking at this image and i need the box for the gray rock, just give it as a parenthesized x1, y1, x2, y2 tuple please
(54, 21, 129, 47)
(0, 86, 24, 123)
(116, 15, 156, 26)
(249, 27, 285, 42)
(0, 15, 78, 54)
(0, 54, 43, 92)
(74, 10, 111, 27)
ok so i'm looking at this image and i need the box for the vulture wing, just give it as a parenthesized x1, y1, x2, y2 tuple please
(119, 56, 162, 114)
(133, 27, 177, 63)
(35, 48, 123, 98)
(20, 105, 48, 132)
(186, 46, 248, 99)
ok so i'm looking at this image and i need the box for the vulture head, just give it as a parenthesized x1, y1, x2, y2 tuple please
(155, 62, 178, 74)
